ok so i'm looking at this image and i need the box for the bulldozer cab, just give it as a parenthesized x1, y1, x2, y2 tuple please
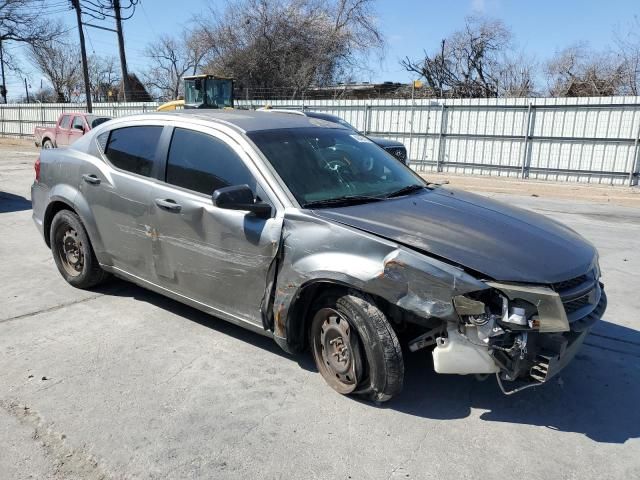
(183, 75, 234, 109)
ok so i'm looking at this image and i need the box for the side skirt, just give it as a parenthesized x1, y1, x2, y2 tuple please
(102, 265, 274, 339)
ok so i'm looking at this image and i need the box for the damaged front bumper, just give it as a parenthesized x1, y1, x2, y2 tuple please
(494, 288, 607, 394)
(426, 270, 607, 394)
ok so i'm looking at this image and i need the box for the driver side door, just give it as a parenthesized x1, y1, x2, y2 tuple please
(149, 126, 282, 328)
(69, 115, 86, 145)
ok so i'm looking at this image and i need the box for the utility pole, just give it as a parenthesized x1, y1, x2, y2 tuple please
(24, 78, 29, 103)
(71, 0, 93, 112)
(113, 0, 131, 102)
(0, 40, 7, 103)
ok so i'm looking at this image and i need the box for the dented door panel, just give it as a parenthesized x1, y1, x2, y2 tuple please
(80, 166, 154, 279)
(149, 183, 282, 326)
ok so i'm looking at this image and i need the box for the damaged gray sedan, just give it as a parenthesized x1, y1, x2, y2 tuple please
(31, 110, 607, 401)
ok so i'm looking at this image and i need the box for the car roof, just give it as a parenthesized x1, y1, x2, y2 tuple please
(155, 109, 349, 134)
(303, 111, 343, 122)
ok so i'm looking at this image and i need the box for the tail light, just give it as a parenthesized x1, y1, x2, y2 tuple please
(34, 156, 41, 183)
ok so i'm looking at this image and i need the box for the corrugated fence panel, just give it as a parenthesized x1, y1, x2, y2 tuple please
(2, 97, 640, 185)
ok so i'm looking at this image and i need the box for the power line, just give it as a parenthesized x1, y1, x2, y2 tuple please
(79, 0, 139, 21)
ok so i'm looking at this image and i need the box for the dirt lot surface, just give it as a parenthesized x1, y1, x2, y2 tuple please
(419, 171, 640, 208)
(1, 143, 639, 479)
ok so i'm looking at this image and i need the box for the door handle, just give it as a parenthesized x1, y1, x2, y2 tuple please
(155, 198, 182, 212)
(82, 173, 100, 185)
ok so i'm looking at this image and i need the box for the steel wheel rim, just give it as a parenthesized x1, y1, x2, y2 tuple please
(43, 141, 52, 149)
(312, 307, 362, 394)
(58, 226, 84, 277)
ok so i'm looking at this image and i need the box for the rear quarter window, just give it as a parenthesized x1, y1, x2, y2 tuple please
(104, 126, 163, 177)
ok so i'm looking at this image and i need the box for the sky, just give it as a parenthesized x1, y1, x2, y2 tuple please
(4, 0, 640, 100)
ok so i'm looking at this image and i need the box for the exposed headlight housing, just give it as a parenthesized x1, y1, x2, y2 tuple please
(453, 282, 570, 334)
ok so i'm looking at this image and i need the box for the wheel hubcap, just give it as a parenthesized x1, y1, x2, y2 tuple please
(59, 227, 84, 276)
(312, 308, 361, 394)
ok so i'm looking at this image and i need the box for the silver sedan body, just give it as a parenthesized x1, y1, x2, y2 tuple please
(31, 110, 606, 398)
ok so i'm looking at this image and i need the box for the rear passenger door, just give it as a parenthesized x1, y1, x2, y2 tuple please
(80, 124, 164, 279)
(149, 126, 282, 327)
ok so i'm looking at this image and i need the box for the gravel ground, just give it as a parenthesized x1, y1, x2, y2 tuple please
(1, 142, 639, 480)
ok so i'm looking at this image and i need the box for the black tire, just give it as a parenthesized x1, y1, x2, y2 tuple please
(42, 139, 54, 149)
(50, 209, 108, 288)
(309, 290, 404, 402)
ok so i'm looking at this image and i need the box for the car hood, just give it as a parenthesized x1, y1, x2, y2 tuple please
(368, 136, 405, 148)
(312, 188, 596, 284)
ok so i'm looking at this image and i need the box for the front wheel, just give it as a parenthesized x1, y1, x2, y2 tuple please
(42, 139, 54, 149)
(50, 210, 108, 288)
(309, 290, 404, 402)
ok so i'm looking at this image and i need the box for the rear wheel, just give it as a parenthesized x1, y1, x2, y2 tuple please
(309, 290, 404, 402)
(42, 139, 54, 149)
(50, 210, 108, 288)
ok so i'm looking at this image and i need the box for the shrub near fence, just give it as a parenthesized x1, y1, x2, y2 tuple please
(2, 96, 639, 186)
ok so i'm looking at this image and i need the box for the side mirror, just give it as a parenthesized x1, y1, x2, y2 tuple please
(212, 185, 272, 218)
(73, 124, 85, 132)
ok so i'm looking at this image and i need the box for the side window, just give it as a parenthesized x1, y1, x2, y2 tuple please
(59, 115, 71, 129)
(104, 126, 162, 177)
(72, 116, 85, 130)
(166, 128, 256, 195)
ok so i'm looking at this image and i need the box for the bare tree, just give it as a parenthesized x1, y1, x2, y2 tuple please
(27, 39, 82, 102)
(88, 55, 120, 102)
(614, 16, 640, 95)
(401, 16, 521, 98)
(498, 53, 538, 97)
(545, 44, 626, 97)
(194, 0, 383, 97)
(143, 29, 207, 101)
(0, 1, 66, 101)
(0, 1, 65, 44)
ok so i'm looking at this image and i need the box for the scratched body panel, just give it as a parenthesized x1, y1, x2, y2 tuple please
(80, 160, 153, 278)
(271, 210, 487, 351)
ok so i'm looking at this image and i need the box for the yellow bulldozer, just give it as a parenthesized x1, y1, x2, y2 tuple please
(156, 74, 234, 111)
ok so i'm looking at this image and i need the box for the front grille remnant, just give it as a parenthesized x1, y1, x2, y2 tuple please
(551, 272, 591, 294)
(564, 294, 591, 314)
(550, 269, 599, 322)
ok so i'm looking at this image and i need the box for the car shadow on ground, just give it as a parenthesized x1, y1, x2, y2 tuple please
(385, 318, 640, 444)
(94, 279, 293, 359)
(0, 191, 31, 213)
(94, 279, 639, 445)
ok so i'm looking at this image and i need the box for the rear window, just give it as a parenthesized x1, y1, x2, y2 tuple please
(104, 126, 163, 177)
(86, 115, 111, 129)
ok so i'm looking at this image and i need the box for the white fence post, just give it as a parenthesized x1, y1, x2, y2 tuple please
(521, 103, 534, 179)
(630, 121, 640, 186)
(436, 104, 447, 173)
(364, 103, 371, 135)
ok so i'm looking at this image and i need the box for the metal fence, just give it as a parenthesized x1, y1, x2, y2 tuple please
(2, 96, 639, 186)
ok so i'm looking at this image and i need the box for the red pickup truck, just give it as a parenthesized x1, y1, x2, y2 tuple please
(34, 112, 110, 149)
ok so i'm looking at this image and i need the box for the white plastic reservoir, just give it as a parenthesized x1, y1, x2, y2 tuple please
(432, 326, 499, 375)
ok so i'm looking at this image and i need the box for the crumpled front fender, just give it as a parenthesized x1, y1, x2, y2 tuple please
(272, 210, 487, 352)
